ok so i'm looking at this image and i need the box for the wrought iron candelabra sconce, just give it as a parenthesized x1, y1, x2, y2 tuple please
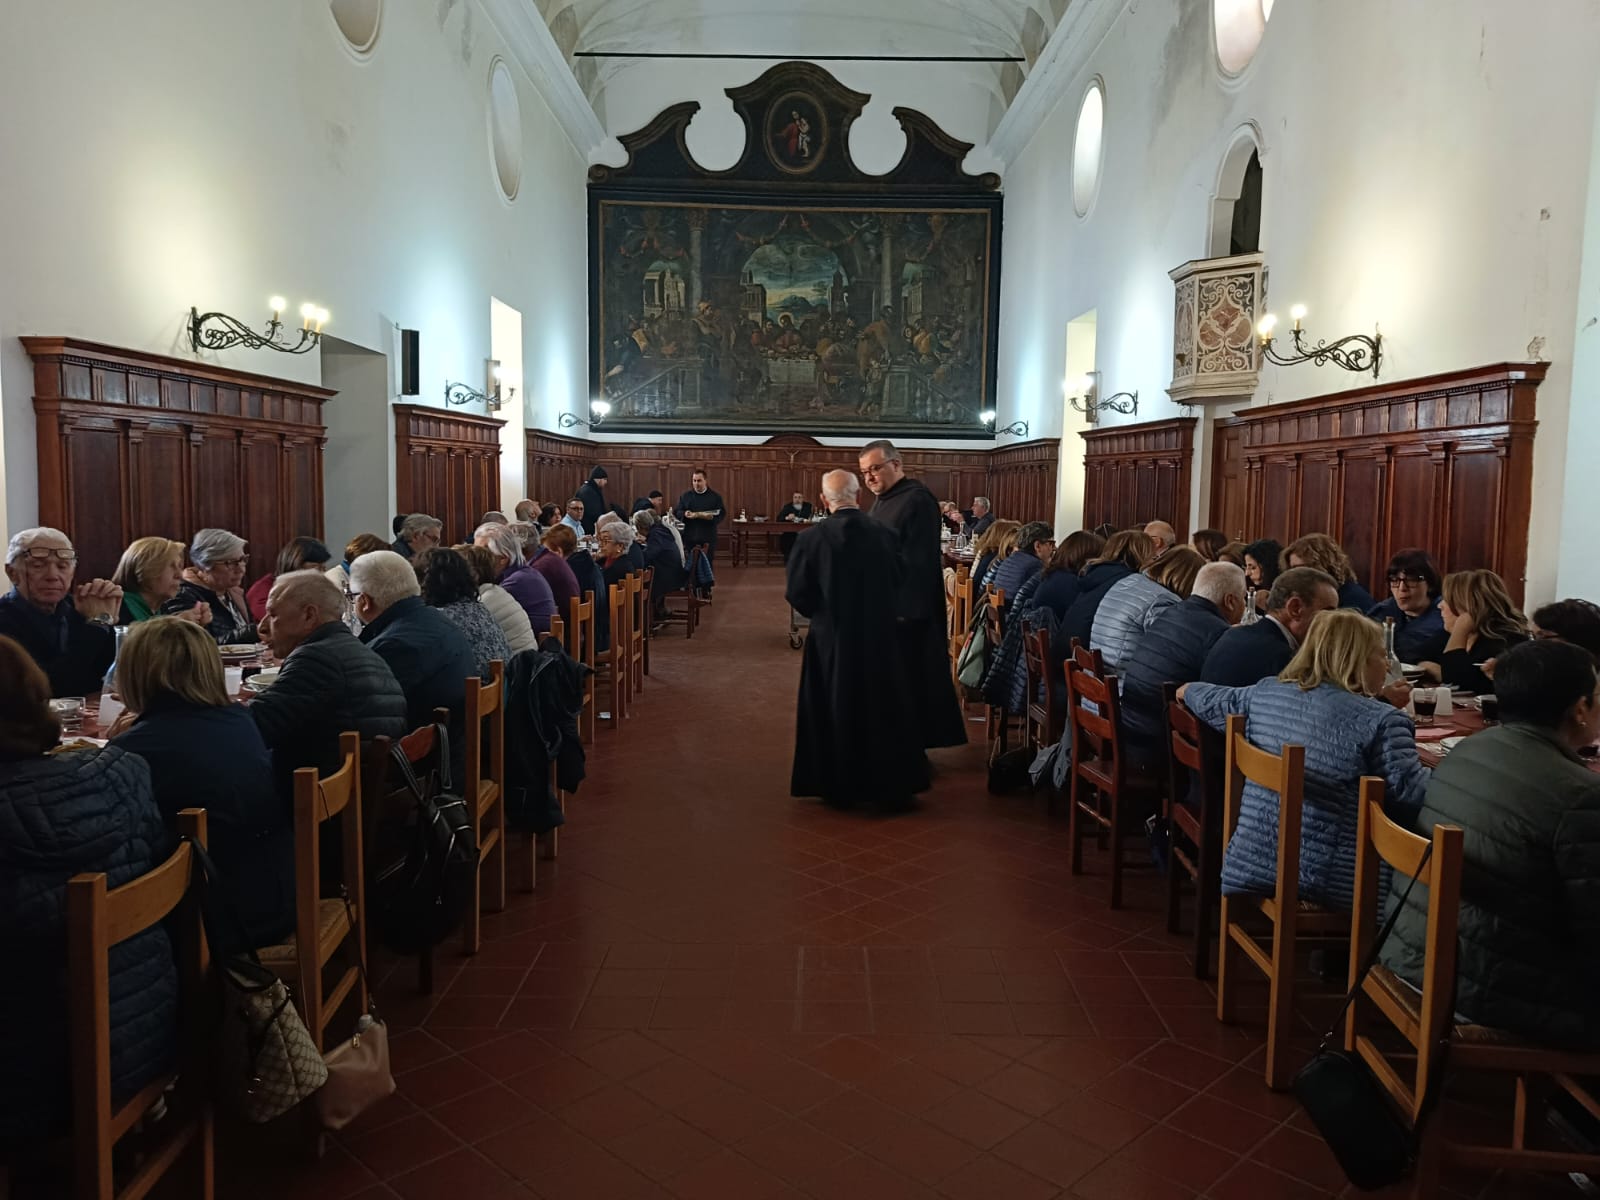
(559, 399, 612, 430)
(979, 409, 1029, 437)
(1067, 371, 1138, 421)
(188, 297, 327, 355)
(445, 360, 514, 411)
(1257, 305, 1382, 377)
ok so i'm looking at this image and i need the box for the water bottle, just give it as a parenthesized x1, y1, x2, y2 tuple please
(1383, 617, 1404, 685)
(102, 623, 128, 693)
(1241, 585, 1259, 625)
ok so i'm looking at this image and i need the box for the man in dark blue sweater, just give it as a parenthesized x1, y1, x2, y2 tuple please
(1198, 567, 1338, 688)
(1121, 562, 1247, 769)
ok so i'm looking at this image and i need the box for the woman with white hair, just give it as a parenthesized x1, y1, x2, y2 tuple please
(472, 521, 556, 632)
(162, 528, 256, 644)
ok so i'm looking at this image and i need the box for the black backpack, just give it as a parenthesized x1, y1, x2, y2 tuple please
(370, 727, 478, 954)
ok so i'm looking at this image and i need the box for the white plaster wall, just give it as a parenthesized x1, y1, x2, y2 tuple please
(0, 0, 589, 536)
(996, 0, 1600, 602)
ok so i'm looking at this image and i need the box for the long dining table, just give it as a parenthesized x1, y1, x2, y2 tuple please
(1414, 700, 1600, 771)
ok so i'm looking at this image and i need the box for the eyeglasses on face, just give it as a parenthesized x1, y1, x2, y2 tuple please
(17, 547, 76, 565)
(1387, 572, 1428, 584)
(213, 556, 248, 568)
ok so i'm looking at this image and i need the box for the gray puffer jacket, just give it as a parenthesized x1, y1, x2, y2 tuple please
(0, 746, 176, 1139)
(1382, 724, 1600, 1048)
(1090, 573, 1180, 678)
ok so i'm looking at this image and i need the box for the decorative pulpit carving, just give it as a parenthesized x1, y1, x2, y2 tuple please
(1168, 252, 1264, 406)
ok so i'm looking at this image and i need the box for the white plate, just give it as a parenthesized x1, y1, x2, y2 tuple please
(220, 643, 265, 657)
(241, 669, 281, 693)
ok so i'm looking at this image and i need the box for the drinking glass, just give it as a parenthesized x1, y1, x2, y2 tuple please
(1412, 687, 1438, 726)
(50, 697, 85, 735)
(1478, 694, 1499, 724)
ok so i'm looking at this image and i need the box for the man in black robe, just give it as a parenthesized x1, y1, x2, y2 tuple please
(674, 469, 726, 563)
(788, 470, 929, 811)
(574, 466, 618, 535)
(859, 439, 967, 749)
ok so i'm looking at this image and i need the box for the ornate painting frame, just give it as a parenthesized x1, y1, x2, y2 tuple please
(587, 62, 1003, 440)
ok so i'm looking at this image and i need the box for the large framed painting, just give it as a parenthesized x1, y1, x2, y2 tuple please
(588, 63, 1003, 440)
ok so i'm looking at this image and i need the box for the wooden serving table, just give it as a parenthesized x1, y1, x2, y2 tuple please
(728, 520, 810, 567)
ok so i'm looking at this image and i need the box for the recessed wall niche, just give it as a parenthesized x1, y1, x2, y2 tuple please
(487, 58, 523, 202)
(1072, 80, 1105, 217)
(329, 0, 381, 55)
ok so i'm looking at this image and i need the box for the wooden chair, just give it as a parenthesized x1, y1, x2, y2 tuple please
(640, 566, 655, 677)
(67, 808, 212, 1200)
(982, 587, 1013, 748)
(568, 592, 596, 744)
(661, 546, 707, 637)
(1065, 652, 1157, 908)
(1163, 685, 1225, 979)
(549, 613, 565, 646)
(1216, 713, 1349, 1089)
(1344, 795, 1600, 1194)
(1022, 623, 1061, 751)
(364, 708, 451, 994)
(593, 584, 629, 729)
(463, 660, 507, 955)
(260, 732, 370, 1052)
(626, 571, 647, 697)
(948, 565, 973, 679)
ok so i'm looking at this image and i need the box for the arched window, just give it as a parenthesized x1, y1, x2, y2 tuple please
(1209, 126, 1265, 258)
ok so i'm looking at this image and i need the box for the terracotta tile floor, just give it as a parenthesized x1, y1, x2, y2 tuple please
(218, 568, 1583, 1200)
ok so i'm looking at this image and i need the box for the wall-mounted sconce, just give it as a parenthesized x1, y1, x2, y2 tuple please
(559, 399, 612, 430)
(1257, 305, 1382, 377)
(979, 409, 1030, 438)
(445, 381, 496, 410)
(1066, 371, 1138, 421)
(189, 296, 327, 354)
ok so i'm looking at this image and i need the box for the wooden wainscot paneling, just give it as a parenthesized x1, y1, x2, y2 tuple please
(393, 405, 504, 545)
(1080, 418, 1197, 539)
(1210, 362, 1543, 602)
(527, 432, 1059, 526)
(26, 336, 333, 582)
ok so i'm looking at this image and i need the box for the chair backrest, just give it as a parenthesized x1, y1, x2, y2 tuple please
(68, 808, 210, 1199)
(1223, 712, 1307, 910)
(549, 614, 565, 646)
(1023, 624, 1055, 725)
(569, 591, 595, 670)
(984, 587, 1006, 645)
(1346, 788, 1463, 1121)
(1067, 656, 1124, 785)
(467, 660, 506, 796)
(608, 582, 628, 659)
(364, 706, 451, 864)
(627, 572, 646, 654)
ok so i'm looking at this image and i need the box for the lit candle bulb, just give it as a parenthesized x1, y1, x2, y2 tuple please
(300, 302, 316, 330)
(269, 296, 287, 319)
(1290, 304, 1307, 332)
(1258, 313, 1278, 340)
(314, 307, 329, 333)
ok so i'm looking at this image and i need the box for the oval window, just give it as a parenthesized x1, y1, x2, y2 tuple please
(1072, 81, 1105, 217)
(1214, 0, 1273, 75)
(329, 0, 381, 55)
(488, 59, 523, 203)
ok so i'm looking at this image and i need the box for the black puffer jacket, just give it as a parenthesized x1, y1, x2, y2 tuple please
(504, 639, 589, 834)
(0, 747, 176, 1139)
(1383, 723, 1600, 1048)
(1120, 596, 1231, 748)
(1049, 561, 1132, 676)
(163, 580, 256, 645)
(249, 622, 408, 797)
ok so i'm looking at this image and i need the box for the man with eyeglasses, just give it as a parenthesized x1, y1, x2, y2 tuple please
(858, 440, 966, 751)
(0, 527, 121, 696)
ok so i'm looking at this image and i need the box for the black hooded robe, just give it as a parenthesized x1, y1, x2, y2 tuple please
(868, 475, 968, 748)
(574, 470, 617, 535)
(787, 510, 930, 807)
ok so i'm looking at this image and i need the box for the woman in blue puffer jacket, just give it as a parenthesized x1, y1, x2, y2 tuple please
(1178, 609, 1428, 912)
(0, 635, 177, 1141)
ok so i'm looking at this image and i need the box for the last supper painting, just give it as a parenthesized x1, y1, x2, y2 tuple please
(594, 201, 996, 436)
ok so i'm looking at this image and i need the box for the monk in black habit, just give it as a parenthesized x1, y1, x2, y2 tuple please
(788, 470, 930, 811)
(858, 439, 968, 749)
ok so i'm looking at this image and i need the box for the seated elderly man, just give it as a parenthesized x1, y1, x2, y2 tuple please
(560, 499, 585, 535)
(0, 527, 121, 696)
(1144, 519, 1178, 559)
(473, 522, 556, 632)
(251, 571, 407, 793)
(391, 512, 443, 560)
(350, 550, 479, 734)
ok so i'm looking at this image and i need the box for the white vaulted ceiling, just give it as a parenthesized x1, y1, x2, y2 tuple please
(532, 0, 1074, 123)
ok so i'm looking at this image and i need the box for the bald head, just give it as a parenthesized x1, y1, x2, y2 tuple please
(1144, 521, 1177, 555)
(821, 470, 860, 511)
(270, 569, 343, 618)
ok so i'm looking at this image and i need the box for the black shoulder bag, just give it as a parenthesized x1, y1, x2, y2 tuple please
(1292, 843, 1454, 1191)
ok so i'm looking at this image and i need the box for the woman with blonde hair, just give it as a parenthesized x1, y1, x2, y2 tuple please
(1179, 609, 1428, 910)
(112, 536, 210, 625)
(972, 519, 1021, 590)
(1283, 532, 1375, 612)
(1417, 569, 1531, 694)
(109, 618, 293, 950)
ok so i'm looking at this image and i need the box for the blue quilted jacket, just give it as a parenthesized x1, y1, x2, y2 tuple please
(1090, 573, 1180, 678)
(0, 746, 177, 1139)
(1182, 680, 1430, 910)
(1120, 596, 1231, 748)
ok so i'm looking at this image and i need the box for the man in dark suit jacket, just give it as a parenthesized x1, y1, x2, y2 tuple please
(1199, 567, 1339, 687)
(965, 496, 995, 538)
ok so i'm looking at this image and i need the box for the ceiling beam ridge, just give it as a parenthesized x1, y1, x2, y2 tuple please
(988, 0, 1127, 167)
(579, 1, 1023, 52)
(476, 0, 606, 157)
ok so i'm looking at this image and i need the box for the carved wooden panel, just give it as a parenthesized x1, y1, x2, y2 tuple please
(1080, 418, 1196, 539)
(526, 432, 1058, 527)
(26, 337, 333, 581)
(1209, 363, 1543, 601)
(393, 405, 504, 545)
